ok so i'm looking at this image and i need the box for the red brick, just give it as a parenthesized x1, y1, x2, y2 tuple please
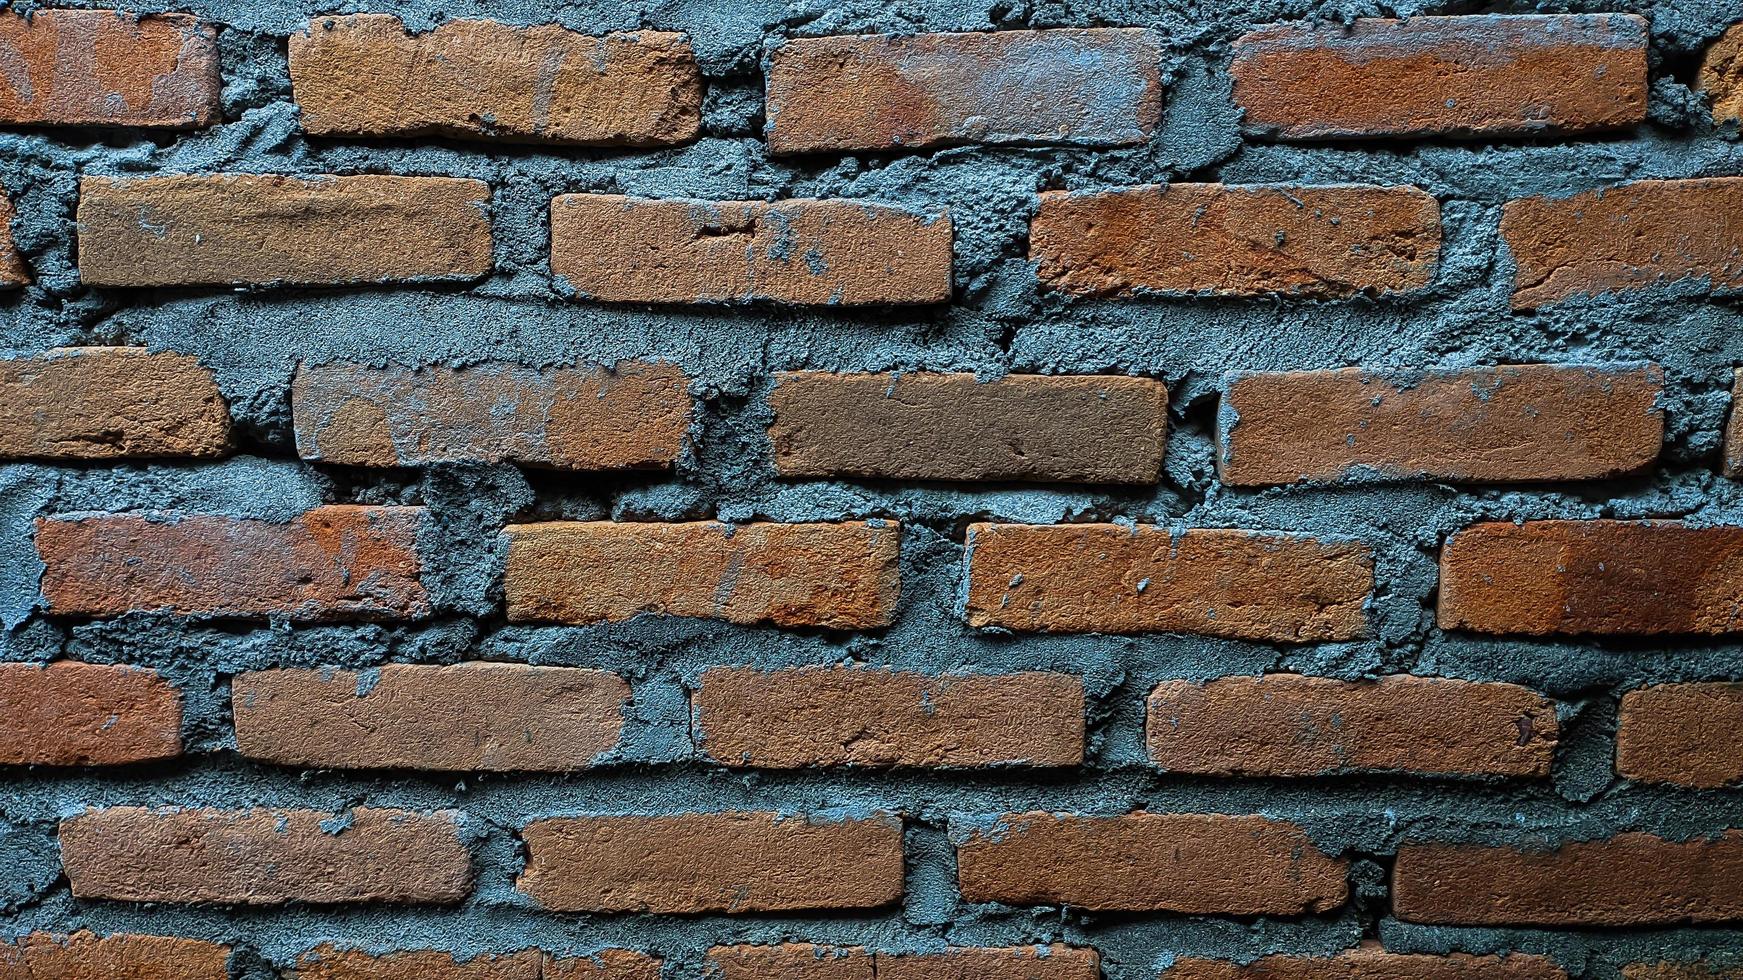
(1218, 364, 1663, 486)
(768, 372, 1168, 484)
(550, 195, 951, 305)
(504, 520, 900, 629)
(1700, 25, 1743, 124)
(1625, 966, 1743, 980)
(765, 29, 1161, 153)
(693, 666, 1084, 768)
(0, 661, 181, 766)
(0, 10, 220, 128)
(289, 15, 701, 146)
(290, 945, 661, 980)
(1502, 178, 1743, 308)
(1726, 369, 1743, 479)
(292, 361, 691, 470)
(964, 523, 1372, 642)
(1030, 183, 1439, 299)
(78, 174, 492, 287)
(36, 505, 429, 622)
(0, 931, 230, 980)
(518, 811, 904, 913)
(1393, 830, 1743, 926)
(0, 194, 27, 285)
(1617, 683, 1743, 788)
(0, 348, 232, 461)
(1438, 520, 1743, 636)
(1162, 944, 1566, 979)
(707, 944, 1099, 980)
(1232, 14, 1647, 140)
(58, 806, 472, 905)
(1147, 675, 1556, 779)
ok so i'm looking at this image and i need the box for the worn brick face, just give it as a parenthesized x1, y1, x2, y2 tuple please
(964, 523, 1372, 642)
(518, 811, 905, 913)
(693, 666, 1084, 768)
(0, 662, 181, 766)
(1232, 14, 1648, 140)
(1699, 24, 1743, 125)
(1617, 683, 1743, 789)
(0, 10, 221, 128)
(290, 946, 662, 980)
(1029, 183, 1439, 299)
(1162, 945, 1567, 979)
(1625, 966, 1743, 980)
(707, 944, 1100, 980)
(1726, 370, 1743, 479)
(0, 348, 231, 461)
(0, 194, 27, 285)
(0, 931, 231, 980)
(768, 372, 1168, 484)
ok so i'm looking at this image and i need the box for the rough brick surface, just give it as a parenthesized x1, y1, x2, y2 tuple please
(58, 806, 472, 905)
(1030, 183, 1439, 299)
(1232, 15, 1648, 140)
(0, 661, 182, 766)
(292, 361, 690, 470)
(0, 931, 230, 980)
(1146, 675, 1557, 778)
(1727, 369, 1743, 479)
(767, 372, 1168, 484)
(77, 174, 493, 287)
(1617, 683, 1743, 788)
(233, 663, 629, 772)
(0, 348, 231, 461)
(291, 946, 662, 980)
(707, 944, 1100, 980)
(964, 523, 1372, 641)
(504, 520, 900, 628)
(765, 29, 1161, 154)
(0, 194, 27, 285)
(1438, 520, 1743, 636)
(693, 666, 1084, 768)
(1218, 364, 1664, 486)
(550, 195, 951, 305)
(289, 15, 701, 145)
(1162, 945, 1567, 979)
(36, 505, 429, 621)
(518, 811, 905, 913)
(1625, 966, 1743, 980)
(0, 10, 220, 128)
(1700, 24, 1743, 124)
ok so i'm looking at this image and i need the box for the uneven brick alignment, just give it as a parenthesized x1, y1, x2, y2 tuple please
(290, 946, 663, 980)
(518, 812, 904, 913)
(1617, 683, 1743, 789)
(1161, 946, 1569, 980)
(1232, 14, 1648, 139)
(0, 932, 230, 980)
(0, 661, 181, 766)
(707, 944, 1101, 980)
(765, 29, 1161, 153)
(1030, 184, 1440, 299)
(0, 348, 231, 460)
(0, 194, 27, 285)
(768, 372, 1169, 484)
(0, 10, 221, 128)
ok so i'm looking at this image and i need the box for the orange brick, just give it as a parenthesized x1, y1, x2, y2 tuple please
(289, 946, 661, 980)
(0, 348, 232, 461)
(1162, 945, 1566, 979)
(1700, 24, 1743, 124)
(0, 194, 27, 285)
(707, 945, 1100, 980)
(1617, 683, 1743, 788)
(1624, 965, 1743, 980)
(0, 10, 220, 128)
(0, 931, 230, 980)
(0, 661, 181, 766)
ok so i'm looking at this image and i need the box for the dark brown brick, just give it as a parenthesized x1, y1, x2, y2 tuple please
(289, 945, 662, 980)
(1617, 683, 1743, 788)
(0, 348, 232, 461)
(0, 661, 181, 766)
(0, 10, 220, 128)
(0, 931, 230, 980)
(707, 944, 1100, 980)
(1726, 369, 1743, 479)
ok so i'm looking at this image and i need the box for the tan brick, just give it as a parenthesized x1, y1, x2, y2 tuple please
(1618, 683, 1743, 788)
(964, 524, 1372, 642)
(0, 348, 231, 461)
(292, 361, 690, 470)
(0, 194, 27, 285)
(1438, 520, 1743, 636)
(290, 15, 700, 146)
(707, 945, 1100, 980)
(1699, 24, 1743, 125)
(58, 806, 472, 905)
(1232, 14, 1647, 139)
(694, 666, 1084, 768)
(518, 811, 904, 913)
(0, 931, 230, 980)
(550, 194, 951, 305)
(1218, 364, 1663, 486)
(0, 10, 220, 128)
(1147, 675, 1556, 778)
(36, 505, 429, 622)
(290, 946, 661, 980)
(504, 520, 900, 629)
(955, 811, 1347, 914)
(1162, 945, 1567, 979)
(768, 372, 1167, 484)
(1030, 183, 1439, 299)
(77, 174, 492, 287)
(1726, 369, 1743, 479)
(0, 661, 181, 766)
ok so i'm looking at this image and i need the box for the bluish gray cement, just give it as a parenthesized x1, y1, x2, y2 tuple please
(4, 0, 1743, 977)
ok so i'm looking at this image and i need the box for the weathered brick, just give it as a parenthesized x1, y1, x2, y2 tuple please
(693, 666, 1084, 768)
(504, 520, 900, 629)
(1502, 178, 1743, 308)
(0, 10, 220, 128)
(0, 661, 181, 766)
(77, 174, 492, 287)
(707, 944, 1100, 980)
(1393, 830, 1743, 926)
(964, 524, 1372, 641)
(0, 348, 232, 461)
(1031, 183, 1439, 299)
(765, 29, 1161, 154)
(768, 372, 1168, 484)
(1232, 14, 1647, 140)
(0, 194, 27, 285)
(1218, 364, 1663, 486)
(1617, 683, 1743, 789)
(1162, 945, 1567, 979)
(292, 361, 690, 470)
(1438, 520, 1743, 636)
(1625, 966, 1743, 980)
(955, 811, 1347, 914)
(518, 811, 905, 913)
(1147, 675, 1557, 778)
(290, 945, 661, 980)
(0, 931, 230, 980)
(1699, 24, 1743, 125)
(289, 16, 701, 146)
(1726, 369, 1743, 479)
(58, 806, 472, 905)
(233, 663, 629, 772)
(550, 195, 951, 305)
(36, 505, 429, 621)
